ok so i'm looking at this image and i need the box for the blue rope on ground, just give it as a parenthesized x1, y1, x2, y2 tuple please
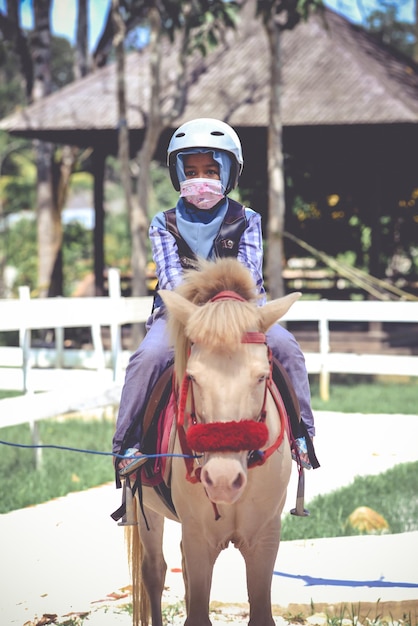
(274, 570, 418, 588)
(0, 439, 199, 460)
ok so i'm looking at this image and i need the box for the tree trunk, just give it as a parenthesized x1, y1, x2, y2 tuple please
(50, 1, 89, 294)
(413, 0, 418, 62)
(75, 0, 89, 79)
(93, 150, 106, 296)
(129, 10, 164, 346)
(3, 0, 33, 97)
(112, 0, 133, 248)
(32, 0, 61, 297)
(265, 18, 286, 299)
(132, 8, 163, 302)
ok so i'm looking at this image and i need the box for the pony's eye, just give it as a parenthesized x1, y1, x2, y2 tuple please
(187, 373, 196, 383)
(257, 374, 268, 384)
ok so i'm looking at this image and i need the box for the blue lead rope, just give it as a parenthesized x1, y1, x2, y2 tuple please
(0, 439, 199, 460)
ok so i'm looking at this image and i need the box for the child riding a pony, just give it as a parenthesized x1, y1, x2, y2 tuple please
(113, 118, 317, 476)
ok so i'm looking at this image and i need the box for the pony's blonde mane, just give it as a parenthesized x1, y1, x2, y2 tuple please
(165, 258, 262, 381)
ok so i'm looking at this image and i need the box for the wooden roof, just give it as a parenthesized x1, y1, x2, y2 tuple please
(2, 3, 418, 145)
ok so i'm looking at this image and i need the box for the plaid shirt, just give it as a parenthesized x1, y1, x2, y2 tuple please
(149, 206, 267, 305)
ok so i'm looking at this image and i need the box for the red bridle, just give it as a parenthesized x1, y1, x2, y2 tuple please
(176, 291, 289, 484)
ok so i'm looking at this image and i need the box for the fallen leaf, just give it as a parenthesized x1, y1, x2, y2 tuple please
(35, 614, 57, 626)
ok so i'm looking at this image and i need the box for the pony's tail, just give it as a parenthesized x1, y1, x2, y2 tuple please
(125, 497, 150, 626)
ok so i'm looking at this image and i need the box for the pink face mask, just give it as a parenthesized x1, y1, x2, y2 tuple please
(180, 178, 224, 210)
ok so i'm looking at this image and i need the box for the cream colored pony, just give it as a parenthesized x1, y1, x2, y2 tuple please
(126, 258, 301, 626)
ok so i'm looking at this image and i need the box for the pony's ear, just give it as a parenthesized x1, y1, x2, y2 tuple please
(159, 289, 199, 326)
(259, 292, 301, 332)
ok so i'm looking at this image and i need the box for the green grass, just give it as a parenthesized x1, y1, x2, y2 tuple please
(0, 389, 22, 400)
(281, 461, 418, 540)
(0, 417, 115, 513)
(309, 376, 418, 414)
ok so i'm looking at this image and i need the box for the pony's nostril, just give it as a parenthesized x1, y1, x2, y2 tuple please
(202, 468, 213, 487)
(232, 472, 244, 490)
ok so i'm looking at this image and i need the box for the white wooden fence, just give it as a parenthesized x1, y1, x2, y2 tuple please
(1, 268, 417, 400)
(280, 298, 418, 400)
(1, 269, 417, 467)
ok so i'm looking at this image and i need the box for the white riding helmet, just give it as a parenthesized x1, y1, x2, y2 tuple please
(167, 118, 244, 193)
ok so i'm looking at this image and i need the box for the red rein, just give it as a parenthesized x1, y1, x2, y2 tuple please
(177, 290, 288, 483)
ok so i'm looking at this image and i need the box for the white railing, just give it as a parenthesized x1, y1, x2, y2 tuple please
(1, 269, 417, 397)
(1, 270, 417, 467)
(281, 298, 418, 400)
(0, 270, 153, 390)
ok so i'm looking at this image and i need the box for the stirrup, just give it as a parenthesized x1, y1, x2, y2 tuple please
(118, 448, 148, 477)
(290, 467, 310, 517)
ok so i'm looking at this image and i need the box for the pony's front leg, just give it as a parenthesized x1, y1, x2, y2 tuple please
(181, 530, 219, 626)
(137, 508, 167, 626)
(242, 524, 281, 626)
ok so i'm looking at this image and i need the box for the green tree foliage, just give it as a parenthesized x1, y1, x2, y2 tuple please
(93, 0, 239, 65)
(3, 161, 178, 296)
(105, 212, 131, 276)
(104, 161, 178, 276)
(366, 3, 415, 57)
(6, 216, 37, 292)
(0, 31, 76, 222)
(0, 134, 36, 215)
(49, 36, 75, 90)
(1, 169, 36, 215)
(6, 216, 93, 297)
(148, 161, 179, 219)
(63, 221, 93, 296)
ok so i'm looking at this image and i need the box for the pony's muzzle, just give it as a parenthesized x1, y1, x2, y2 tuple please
(201, 457, 247, 504)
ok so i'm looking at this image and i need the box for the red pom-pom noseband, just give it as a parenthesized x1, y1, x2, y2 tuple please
(186, 420, 269, 453)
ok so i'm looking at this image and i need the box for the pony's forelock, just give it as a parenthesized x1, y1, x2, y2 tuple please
(166, 258, 260, 381)
(178, 258, 259, 305)
(186, 299, 259, 351)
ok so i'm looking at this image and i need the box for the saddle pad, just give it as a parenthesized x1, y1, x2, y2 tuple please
(141, 372, 178, 488)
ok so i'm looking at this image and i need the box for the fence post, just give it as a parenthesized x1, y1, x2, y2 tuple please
(55, 307, 64, 368)
(108, 268, 122, 382)
(318, 302, 330, 401)
(91, 321, 106, 372)
(18, 286, 31, 393)
(18, 287, 42, 466)
(29, 418, 42, 469)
